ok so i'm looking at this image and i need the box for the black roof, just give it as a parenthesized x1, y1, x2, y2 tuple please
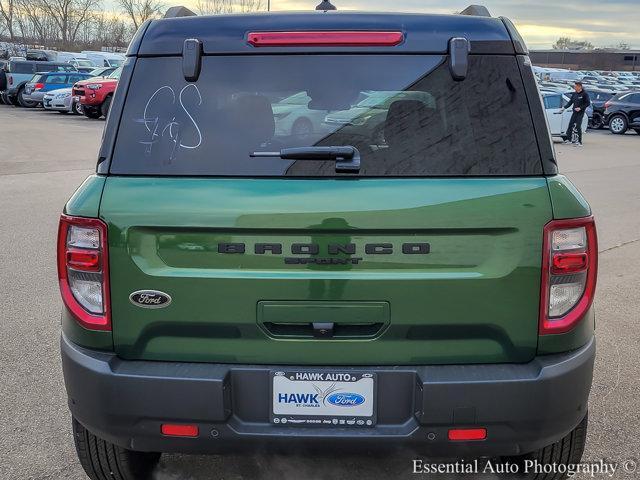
(130, 12, 520, 56)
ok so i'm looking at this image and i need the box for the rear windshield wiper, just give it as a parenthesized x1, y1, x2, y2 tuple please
(250, 146, 360, 173)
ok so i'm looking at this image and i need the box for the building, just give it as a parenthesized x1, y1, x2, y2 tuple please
(530, 49, 640, 71)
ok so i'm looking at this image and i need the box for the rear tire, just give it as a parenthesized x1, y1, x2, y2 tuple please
(101, 95, 112, 119)
(291, 117, 313, 137)
(83, 106, 102, 119)
(589, 112, 604, 130)
(501, 413, 588, 480)
(609, 114, 628, 134)
(17, 87, 37, 108)
(72, 418, 160, 480)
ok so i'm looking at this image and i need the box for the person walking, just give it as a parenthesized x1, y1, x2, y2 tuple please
(562, 81, 591, 146)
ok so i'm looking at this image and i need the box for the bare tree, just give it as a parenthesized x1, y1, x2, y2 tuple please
(118, 0, 163, 30)
(195, 0, 232, 15)
(195, 0, 264, 15)
(552, 37, 594, 51)
(36, 0, 102, 48)
(236, 0, 263, 12)
(15, 0, 59, 46)
(0, 0, 17, 41)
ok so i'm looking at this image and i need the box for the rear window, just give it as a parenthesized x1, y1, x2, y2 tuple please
(9, 62, 34, 74)
(111, 55, 542, 177)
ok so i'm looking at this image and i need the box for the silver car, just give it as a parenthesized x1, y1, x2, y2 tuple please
(43, 87, 83, 114)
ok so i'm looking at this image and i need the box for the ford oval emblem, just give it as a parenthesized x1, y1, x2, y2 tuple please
(326, 393, 366, 407)
(129, 290, 172, 309)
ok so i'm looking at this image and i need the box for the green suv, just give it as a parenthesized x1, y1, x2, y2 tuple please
(58, 8, 597, 480)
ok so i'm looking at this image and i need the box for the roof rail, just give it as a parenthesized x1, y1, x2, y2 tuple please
(164, 6, 196, 18)
(459, 5, 492, 17)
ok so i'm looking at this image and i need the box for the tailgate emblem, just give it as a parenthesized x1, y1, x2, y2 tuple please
(129, 290, 172, 309)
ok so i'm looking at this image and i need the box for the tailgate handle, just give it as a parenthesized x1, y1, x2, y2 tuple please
(312, 322, 334, 339)
(262, 322, 384, 339)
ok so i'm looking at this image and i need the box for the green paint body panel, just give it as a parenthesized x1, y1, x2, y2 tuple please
(98, 176, 556, 365)
(61, 309, 113, 351)
(546, 176, 591, 219)
(64, 175, 106, 217)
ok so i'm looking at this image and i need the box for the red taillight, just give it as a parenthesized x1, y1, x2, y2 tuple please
(247, 31, 404, 47)
(66, 248, 101, 271)
(57, 215, 110, 331)
(551, 252, 588, 274)
(604, 101, 611, 109)
(540, 217, 597, 335)
(448, 428, 487, 441)
(34, 82, 44, 91)
(161, 424, 199, 437)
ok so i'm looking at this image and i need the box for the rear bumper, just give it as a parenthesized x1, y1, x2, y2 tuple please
(61, 335, 594, 457)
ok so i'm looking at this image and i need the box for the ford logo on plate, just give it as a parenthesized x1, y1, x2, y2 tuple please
(326, 393, 366, 407)
(129, 290, 172, 309)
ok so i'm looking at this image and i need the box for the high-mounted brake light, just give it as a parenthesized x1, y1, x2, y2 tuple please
(247, 31, 404, 47)
(57, 215, 110, 331)
(540, 217, 597, 335)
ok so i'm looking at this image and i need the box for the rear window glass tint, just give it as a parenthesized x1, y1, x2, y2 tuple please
(111, 55, 542, 177)
(10, 62, 34, 74)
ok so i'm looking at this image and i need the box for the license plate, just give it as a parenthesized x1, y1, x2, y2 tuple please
(271, 370, 376, 427)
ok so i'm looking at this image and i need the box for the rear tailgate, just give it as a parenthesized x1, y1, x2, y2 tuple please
(101, 39, 553, 365)
(102, 177, 551, 365)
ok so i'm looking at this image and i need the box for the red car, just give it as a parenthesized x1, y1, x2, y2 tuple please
(73, 67, 121, 119)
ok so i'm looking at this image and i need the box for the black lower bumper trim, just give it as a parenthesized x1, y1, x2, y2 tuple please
(61, 335, 594, 456)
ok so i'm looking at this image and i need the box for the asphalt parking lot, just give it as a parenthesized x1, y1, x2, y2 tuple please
(1, 106, 639, 480)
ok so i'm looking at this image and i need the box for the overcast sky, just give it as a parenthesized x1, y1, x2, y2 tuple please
(179, 0, 640, 50)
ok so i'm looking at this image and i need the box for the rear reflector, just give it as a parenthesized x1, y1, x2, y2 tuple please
(247, 31, 404, 47)
(161, 424, 199, 437)
(448, 428, 487, 441)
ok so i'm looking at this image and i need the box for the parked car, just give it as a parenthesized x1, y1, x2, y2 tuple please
(541, 92, 589, 141)
(537, 81, 571, 93)
(81, 51, 125, 68)
(22, 71, 93, 106)
(87, 66, 117, 78)
(323, 90, 436, 146)
(604, 91, 640, 134)
(73, 66, 121, 118)
(2, 60, 76, 107)
(43, 87, 84, 114)
(272, 92, 334, 137)
(59, 10, 596, 480)
(584, 89, 614, 129)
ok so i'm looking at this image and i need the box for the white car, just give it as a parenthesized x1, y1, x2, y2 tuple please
(42, 87, 83, 114)
(541, 92, 589, 142)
